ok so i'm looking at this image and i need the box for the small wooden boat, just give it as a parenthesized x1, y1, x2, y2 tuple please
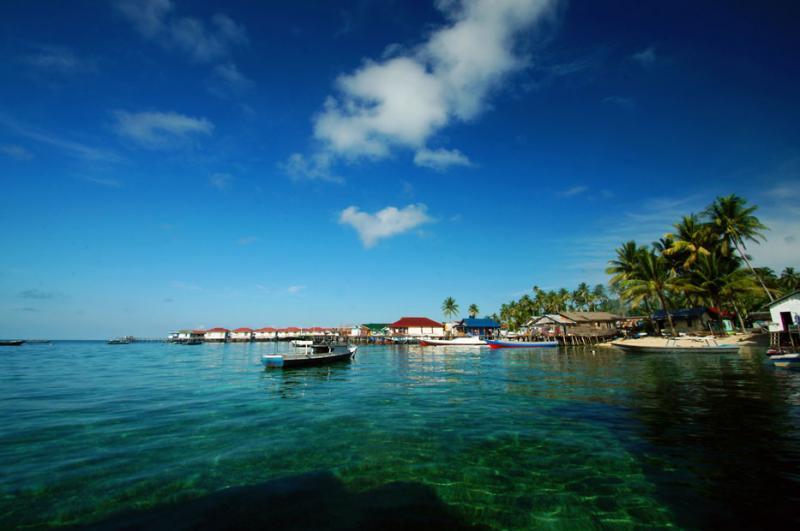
(485, 339, 558, 349)
(262, 344, 357, 368)
(612, 338, 740, 354)
(0, 340, 25, 346)
(419, 337, 487, 347)
(769, 353, 800, 369)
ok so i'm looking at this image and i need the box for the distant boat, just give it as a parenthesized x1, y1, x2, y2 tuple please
(419, 337, 487, 347)
(611, 338, 740, 354)
(769, 352, 800, 369)
(107, 337, 132, 345)
(0, 340, 25, 346)
(262, 344, 357, 368)
(486, 339, 558, 349)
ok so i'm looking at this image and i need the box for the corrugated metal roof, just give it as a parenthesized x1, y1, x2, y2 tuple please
(460, 318, 500, 328)
(560, 311, 622, 322)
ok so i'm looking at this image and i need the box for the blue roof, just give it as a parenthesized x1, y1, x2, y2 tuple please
(652, 307, 708, 319)
(460, 318, 501, 328)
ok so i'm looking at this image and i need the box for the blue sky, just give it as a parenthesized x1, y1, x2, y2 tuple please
(1, 0, 798, 338)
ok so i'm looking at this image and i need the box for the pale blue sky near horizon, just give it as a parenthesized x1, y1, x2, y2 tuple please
(1, 0, 798, 338)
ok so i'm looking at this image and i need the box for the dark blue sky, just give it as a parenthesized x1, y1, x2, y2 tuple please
(1, 0, 798, 338)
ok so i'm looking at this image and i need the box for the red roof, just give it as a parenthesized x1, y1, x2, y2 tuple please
(206, 327, 229, 333)
(255, 327, 276, 333)
(390, 317, 444, 328)
(286, 327, 301, 332)
(192, 329, 206, 334)
(233, 327, 253, 333)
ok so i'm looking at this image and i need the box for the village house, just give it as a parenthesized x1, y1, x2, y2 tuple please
(528, 312, 622, 338)
(204, 327, 229, 342)
(364, 323, 390, 337)
(652, 307, 734, 334)
(456, 318, 501, 338)
(388, 317, 445, 338)
(254, 327, 276, 341)
(349, 325, 370, 337)
(767, 291, 800, 333)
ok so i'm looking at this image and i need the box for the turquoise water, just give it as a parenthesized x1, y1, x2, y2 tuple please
(1, 342, 800, 529)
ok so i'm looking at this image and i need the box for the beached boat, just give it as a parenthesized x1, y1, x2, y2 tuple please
(485, 339, 558, 349)
(769, 353, 800, 369)
(419, 337, 487, 347)
(262, 344, 357, 368)
(612, 337, 740, 354)
(0, 340, 25, 346)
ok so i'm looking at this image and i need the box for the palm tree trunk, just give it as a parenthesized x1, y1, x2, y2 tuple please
(732, 300, 747, 332)
(734, 239, 774, 302)
(657, 292, 677, 337)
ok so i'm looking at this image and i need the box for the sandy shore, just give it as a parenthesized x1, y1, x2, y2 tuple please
(600, 332, 768, 348)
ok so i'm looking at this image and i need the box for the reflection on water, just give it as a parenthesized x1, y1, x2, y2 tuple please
(0, 342, 799, 528)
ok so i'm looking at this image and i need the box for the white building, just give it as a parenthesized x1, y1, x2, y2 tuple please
(768, 291, 800, 332)
(205, 328, 229, 342)
(254, 327, 276, 341)
(230, 327, 254, 341)
(388, 317, 445, 338)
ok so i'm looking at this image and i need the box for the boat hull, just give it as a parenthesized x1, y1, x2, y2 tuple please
(262, 346, 357, 368)
(419, 338, 487, 347)
(770, 353, 800, 369)
(0, 340, 25, 346)
(486, 340, 558, 349)
(612, 343, 740, 354)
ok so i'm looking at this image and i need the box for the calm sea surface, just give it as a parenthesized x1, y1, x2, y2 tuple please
(1, 341, 800, 529)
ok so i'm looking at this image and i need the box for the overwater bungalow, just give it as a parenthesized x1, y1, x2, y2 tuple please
(254, 327, 276, 341)
(528, 312, 622, 339)
(230, 327, 254, 342)
(456, 318, 501, 338)
(765, 291, 800, 347)
(204, 327, 229, 342)
(652, 307, 734, 334)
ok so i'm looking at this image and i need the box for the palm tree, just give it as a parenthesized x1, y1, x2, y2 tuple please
(572, 282, 590, 311)
(468, 304, 479, 318)
(780, 267, 800, 293)
(591, 284, 607, 311)
(664, 214, 714, 270)
(704, 195, 773, 301)
(606, 241, 644, 288)
(621, 249, 691, 337)
(441, 297, 459, 322)
(691, 252, 758, 331)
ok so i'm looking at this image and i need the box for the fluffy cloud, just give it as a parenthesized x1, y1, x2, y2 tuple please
(113, 110, 213, 148)
(339, 203, 433, 248)
(413, 147, 472, 171)
(114, 0, 247, 62)
(21, 45, 95, 74)
(208, 62, 254, 98)
(288, 0, 556, 178)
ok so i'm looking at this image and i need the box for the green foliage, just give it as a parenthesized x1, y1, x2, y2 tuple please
(442, 297, 459, 321)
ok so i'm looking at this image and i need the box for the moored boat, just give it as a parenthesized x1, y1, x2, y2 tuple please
(107, 337, 132, 345)
(612, 337, 740, 354)
(0, 340, 25, 346)
(419, 337, 487, 347)
(485, 339, 558, 349)
(769, 352, 800, 369)
(262, 344, 357, 368)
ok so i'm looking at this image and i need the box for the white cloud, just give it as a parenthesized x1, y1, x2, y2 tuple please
(339, 203, 433, 248)
(113, 110, 213, 148)
(413, 147, 472, 171)
(0, 144, 33, 160)
(632, 46, 656, 66)
(209, 173, 233, 190)
(560, 185, 588, 197)
(208, 62, 254, 98)
(114, 0, 247, 63)
(21, 45, 95, 74)
(288, 0, 557, 179)
(286, 285, 306, 294)
(281, 152, 342, 183)
(0, 115, 118, 162)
